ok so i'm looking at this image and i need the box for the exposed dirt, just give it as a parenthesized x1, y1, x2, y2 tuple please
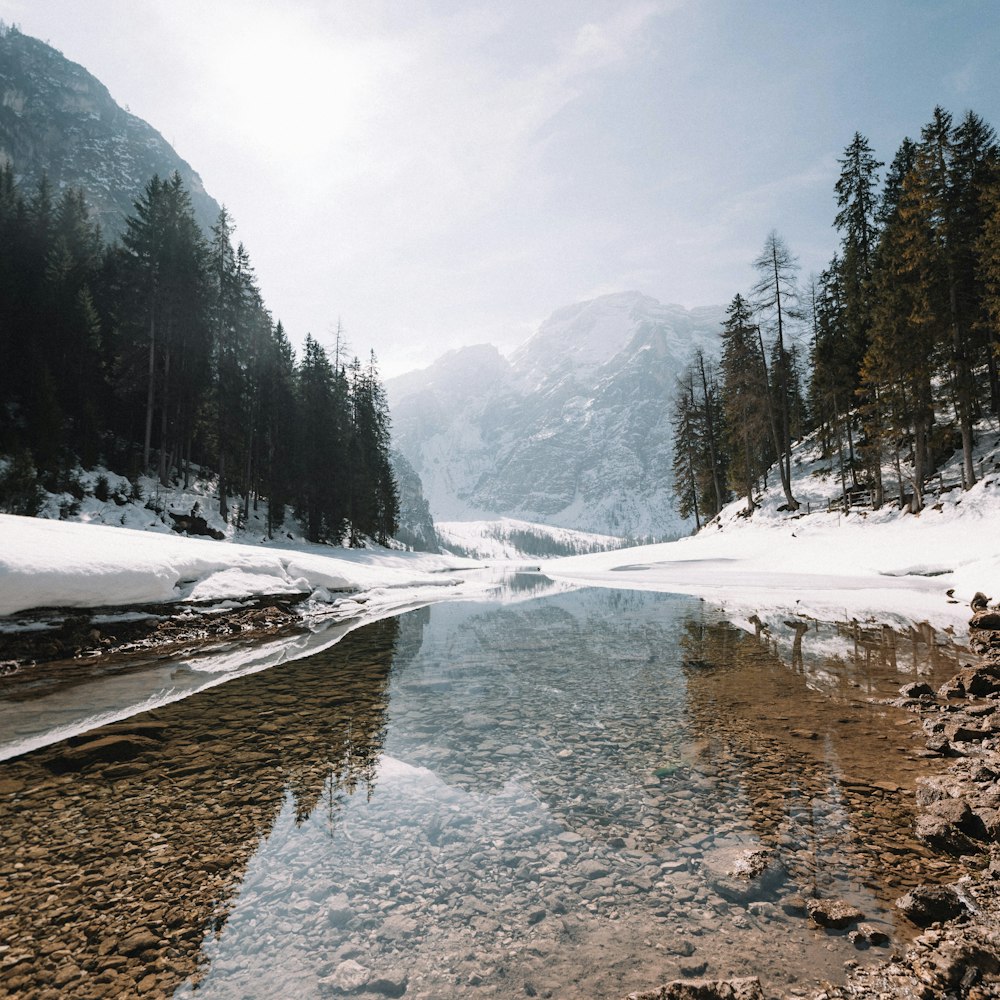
(0, 594, 313, 701)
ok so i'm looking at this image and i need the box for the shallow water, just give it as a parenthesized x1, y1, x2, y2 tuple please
(0, 582, 968, 999)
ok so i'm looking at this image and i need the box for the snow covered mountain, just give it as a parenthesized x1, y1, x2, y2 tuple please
(0, 25, 220, 236)
(387, 292, 725, 538)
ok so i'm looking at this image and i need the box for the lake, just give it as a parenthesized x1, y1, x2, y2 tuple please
(0, 578, 966, 999)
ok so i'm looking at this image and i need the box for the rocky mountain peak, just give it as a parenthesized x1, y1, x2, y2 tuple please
(0, 24, 220, 236)
(388, 293, 725, 536)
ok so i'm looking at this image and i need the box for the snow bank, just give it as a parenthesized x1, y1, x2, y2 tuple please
(0, 514, 479, 618)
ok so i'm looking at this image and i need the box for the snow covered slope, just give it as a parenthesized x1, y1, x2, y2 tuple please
(545, 423, 1000, 630)
(435, 517, 625, 560)
(387, 292, 724, 538)
(0, 513, 477, 619)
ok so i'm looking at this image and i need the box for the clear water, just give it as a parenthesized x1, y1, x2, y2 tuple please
(0, 581, 966, 999)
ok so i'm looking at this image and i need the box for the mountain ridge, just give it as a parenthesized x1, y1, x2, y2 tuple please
(0, 24, 220, 235)
(388, 292, 725, 537)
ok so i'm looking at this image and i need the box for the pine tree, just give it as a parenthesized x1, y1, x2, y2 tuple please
(951, 110, 1000, 413)
(863, 166, 940, 512)
(810, 265, 862, 507)
(296, 335, 345, 542)
(117, 173, 209, 483)
(670, 370, 702, 530)
(693, 349, 728, 516)
(833, 133, 883, 396)
(914, 106, 991, 487)
(719, 293, 770, 515)
(979, 172, 1000, 391)
(257, 320, 299, 538)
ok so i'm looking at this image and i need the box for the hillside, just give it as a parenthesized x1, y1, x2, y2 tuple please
(0, 24, 220, 235)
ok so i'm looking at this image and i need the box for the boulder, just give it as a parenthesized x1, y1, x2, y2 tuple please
(938, 663, 1000, 699)
(700, 844, 784, 904)
(805, 898, 865, 929)
(943, 720, 995, 744)
(970, 610, 1000, 631)
(915, 813, 982, 856)
(626, 978, 764, 1000)
(896, 884, 967, 927)
(899, 681, 935, 698)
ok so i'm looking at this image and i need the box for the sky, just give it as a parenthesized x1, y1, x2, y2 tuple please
(5, 0, 1000, 376)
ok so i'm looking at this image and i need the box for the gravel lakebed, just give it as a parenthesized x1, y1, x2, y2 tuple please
(0, 588, 997, 999)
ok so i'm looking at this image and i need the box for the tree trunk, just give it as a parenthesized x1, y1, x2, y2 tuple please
(218, 454, 228, 522)
(835, 402, 849, 514)
(697, 353, 724, 514)
(949, 289, 976, 488)
(742, 432, 756, 515)
(771, 248, 796, 500)
(911, 398, 927, 514)
(158, 344, 171, 487)
(143, 310, 155, 471)
(846, 416, 858, 487)
(757, 327, 798, 510)
(688, 448, 701, 532)
(894, 446, 905, 509)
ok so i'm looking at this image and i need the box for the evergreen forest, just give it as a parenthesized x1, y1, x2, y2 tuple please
(0, 169, 399, 545)
(672, 106, 1000, 527)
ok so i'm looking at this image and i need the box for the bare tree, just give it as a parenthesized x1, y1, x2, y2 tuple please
(752, 230, 800, 511)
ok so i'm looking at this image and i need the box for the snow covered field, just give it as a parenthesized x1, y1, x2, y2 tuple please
(546, 426, 1000, 631)
(3, 411, 997, 633)
(435, 517, 625, 559)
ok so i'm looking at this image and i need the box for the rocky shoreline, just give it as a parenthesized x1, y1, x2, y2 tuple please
(627, 604, 1000, 1000)
(0, 594, 312, 673)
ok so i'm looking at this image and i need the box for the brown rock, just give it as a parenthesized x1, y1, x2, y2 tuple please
(915, 813, 981, 856)
(939, 663, 1000, 699)
(626, 979, 764, 1000)
(857, 923, 890, 945)
(701, 844, 785, 903)
(899, 681, 935, 698)
(896, 884, 967, 926)
(943, 720, 994, 743)
(50, 735, 161, 771)
(805, 897, 865, 929)
(118, 929, 160, 956)
(971, 610, 1000, 630)
(136, 972, 160, 992)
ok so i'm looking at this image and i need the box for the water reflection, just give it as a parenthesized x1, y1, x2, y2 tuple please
(0, 590, 968, 1000)
(0, 616, 406, 999)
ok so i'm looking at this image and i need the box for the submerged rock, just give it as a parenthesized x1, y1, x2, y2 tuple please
(48, 734, 161, 771)
(321, 958, 371, 993)
(700, 844, 785, 904)
(805, 898, 865, 930)
(625, 978, 764, 1000)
